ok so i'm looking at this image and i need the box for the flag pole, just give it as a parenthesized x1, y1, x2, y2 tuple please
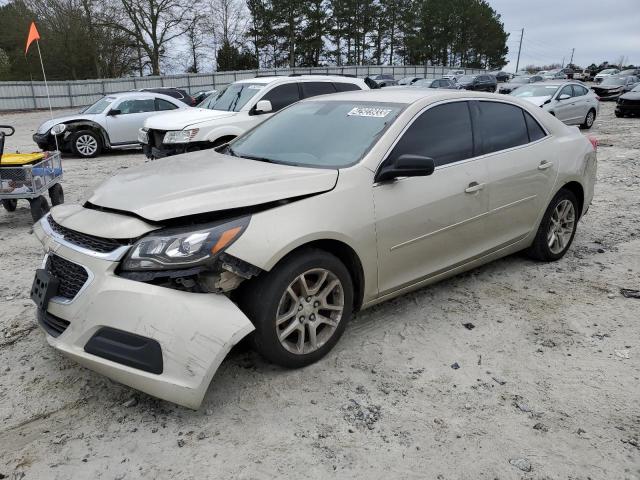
(35, 39, 59, 152)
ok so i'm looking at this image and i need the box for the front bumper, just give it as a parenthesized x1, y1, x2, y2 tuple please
(32, 132, 60, 151)
(33, 217, 255, 409)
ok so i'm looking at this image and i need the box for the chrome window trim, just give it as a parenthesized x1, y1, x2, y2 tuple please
(40, 214, 130, 262)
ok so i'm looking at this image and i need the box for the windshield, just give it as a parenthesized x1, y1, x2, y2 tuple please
(601, 76, 626, 86)
(413, 79, 435, 87)
(83, 97, 114, 114)
(458, 75, 474, 82)
(229, 101, 403, 168)
(633, 85, 640, 92)
(511, 84, 560, 98)
(512, 77, 530, 84)
(204, 83, 264, 112)
(600, 69, 616, 74)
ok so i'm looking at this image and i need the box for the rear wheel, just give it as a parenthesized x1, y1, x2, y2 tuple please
(48, 183, 64, 206)
(615, 111, 623, 118)
(580, 109, 596, 129)
(238, 249, 354, 368)
(2, 199, 17, 212)
(71, 130, 101, 158)
(527, 189, 578, 261)
(29, 195, 50, 222)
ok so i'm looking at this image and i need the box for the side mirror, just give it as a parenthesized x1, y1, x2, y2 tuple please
(557, 94, 571, 101)
(107, 109, 121, 116)
(253, 100, 273, 114)
(375, 154, 435, 183)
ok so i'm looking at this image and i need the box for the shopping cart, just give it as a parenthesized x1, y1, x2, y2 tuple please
(0, 125, 64, 222)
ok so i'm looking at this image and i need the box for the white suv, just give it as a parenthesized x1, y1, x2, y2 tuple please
(139, 75, 368, 158)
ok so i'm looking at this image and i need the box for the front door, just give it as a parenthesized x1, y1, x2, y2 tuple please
(553, 85, 579, 124)
(374, 101, 491, 296)
(106, 98, 157, 144)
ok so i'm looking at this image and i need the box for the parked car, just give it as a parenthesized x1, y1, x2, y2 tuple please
(543, 70, 567, 80)
(615, 84, 640, 117)
(592, 75, 640, 100)
(140, 87, 196, 106)
(139, 75, 368, 159)
(619, 68, 640, 77)
(33, 92, 188, 158)
(397, 76, 422, 85)
(511, 81, 599, 129)
(536, 71, 548, 76)
(411, 78, 458, 89)
(31, 88, 597, 408)
(574, 69, 595, 82)
(498, 75, 544, 94)
(490, 71, 511, 82)
(192, 89, 217, 104)
(594, 68, 620, 84)
(365, 74, 398, 88)
(456, 74, 497, 92)
(515, 70, 530, 77)
(443, 69, 465, 80)
(560, 68, 574, 79)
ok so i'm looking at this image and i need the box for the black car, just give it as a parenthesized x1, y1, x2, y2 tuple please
(498, 75, 544, 94)
(592, 75, 640, 100)
(456, 74, 497, 92)
(412, 78, 458, 89)
(364, 74, 398, 88)
(141, 87, 196, 106)
(615, 84, 640, 117)
(490, 70, 511, 82)
(192, 89, 217, 104)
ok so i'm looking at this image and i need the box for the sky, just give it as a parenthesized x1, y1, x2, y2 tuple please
(488, 0, 640, 72)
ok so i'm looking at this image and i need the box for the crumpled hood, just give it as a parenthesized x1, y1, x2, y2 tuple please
(88, 150, 339, 222)
(520, 95, 552, 107)
(144, 108, 237, 130)
(37, 114, 100, 134)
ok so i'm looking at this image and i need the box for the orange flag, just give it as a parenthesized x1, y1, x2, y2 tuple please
(25, 22, 40, 55)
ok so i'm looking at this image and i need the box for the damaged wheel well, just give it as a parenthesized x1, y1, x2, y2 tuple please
(562, 181, 584, 218)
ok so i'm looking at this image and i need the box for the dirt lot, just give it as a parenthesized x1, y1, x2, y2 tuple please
(0, 101, 639, 480)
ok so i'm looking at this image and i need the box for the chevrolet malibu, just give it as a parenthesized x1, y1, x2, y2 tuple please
(31, 89, 597, 408)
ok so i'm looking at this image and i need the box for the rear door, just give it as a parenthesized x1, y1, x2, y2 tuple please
(474, 100, 558, 245)
(373, 101, 491, 295)
(106, 98, 157, 144)
(300, 81, 338, 99)
(571, 84, 592, 123)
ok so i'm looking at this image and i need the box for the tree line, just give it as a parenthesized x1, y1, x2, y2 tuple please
(0, 0, 509, 81)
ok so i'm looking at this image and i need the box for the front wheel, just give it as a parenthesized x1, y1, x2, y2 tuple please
(2, 199, 17, 212)
(238, 249, 354, 368)
(71, 130, 101, 158)
(527, 189, 579, 261)
(580, 109, 596, 129)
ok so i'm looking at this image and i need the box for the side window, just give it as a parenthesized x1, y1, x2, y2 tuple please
(156, 99, 178, 111)
(300, 81, 337, 98)
(558, 85, 573, 98)
(333, 82, 361, 92)
(260, 83, 301, 112)
(523, 111, 547, 142)
(389, 101, 473, 167)
(477, 101, 529, 154)
(117, 99, 156, 114)
(572, 85, 587, 97)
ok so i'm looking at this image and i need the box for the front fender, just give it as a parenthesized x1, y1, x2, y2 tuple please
(202, 126, 246, 143)
(62, 120, 111, 147)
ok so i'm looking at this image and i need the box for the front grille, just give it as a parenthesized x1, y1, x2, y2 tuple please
(47, 254, 89, 300)
(47, 215, 125, 253)
(37, 310, 70, 337)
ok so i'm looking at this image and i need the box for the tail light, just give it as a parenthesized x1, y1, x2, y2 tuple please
(587, 136, 598, 151)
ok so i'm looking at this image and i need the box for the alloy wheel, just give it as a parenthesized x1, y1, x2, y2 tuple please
(586, 111, 595, 127)
(547, 199, 575, 254)
(275, 268, 344, 355)
(76, 135, 98, 156)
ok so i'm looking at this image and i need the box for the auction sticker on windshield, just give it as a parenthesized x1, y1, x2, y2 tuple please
(347, 107, 393, 118)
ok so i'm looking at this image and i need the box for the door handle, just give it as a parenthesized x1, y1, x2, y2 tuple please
(538, 160, 553, 170)
(465, 182, 484, 193)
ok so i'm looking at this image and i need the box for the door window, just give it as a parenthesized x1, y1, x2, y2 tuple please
(572, 85, 588, 97)
(334, 82, 361, 92)
(300, 81, 337, 98)
(558, 85, 573, 98)
(117, 99, 156, 114)
(523, 111, 547, 142)
(260, 83, 301, 112)
(389, 101, 473, 167)
(156, 98, 178, 111)
(476, 101, 529, 154)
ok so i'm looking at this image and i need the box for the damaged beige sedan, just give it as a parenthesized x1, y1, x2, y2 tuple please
(31, 89, 597, 408)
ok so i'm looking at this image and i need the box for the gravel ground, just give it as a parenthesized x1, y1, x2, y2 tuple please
(0, 100, 639, 479)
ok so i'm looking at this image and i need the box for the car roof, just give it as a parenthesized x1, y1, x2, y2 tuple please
(235, 75, 364, 85)
(108, 91, 178, 101)
(303, 88, 519, 105)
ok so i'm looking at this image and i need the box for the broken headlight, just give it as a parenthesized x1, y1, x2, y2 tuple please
(121, 216, 250, 271)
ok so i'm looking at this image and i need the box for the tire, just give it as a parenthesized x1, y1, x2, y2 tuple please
(237, 248, 354, 368)
(580, 109, 596, 129)
(71, 130, 101, 158)
(615, 111, 623, 118)
(527, 189, 579, 262)
(2, 199, 17, 212)
(29, 195, 50, 223)
(49, 183, 64, 206)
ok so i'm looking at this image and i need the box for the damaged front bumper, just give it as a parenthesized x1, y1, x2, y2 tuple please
(33, 216, 255, 409)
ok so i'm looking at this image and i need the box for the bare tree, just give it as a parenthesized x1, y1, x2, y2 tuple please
(207, 0, 248, 65)
(104, 0, 197, 75)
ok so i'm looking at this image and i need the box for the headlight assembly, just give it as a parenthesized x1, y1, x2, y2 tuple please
(121, 216, 250, 271)
(51, 123, 66, 135)
(163, 128, 200, 144)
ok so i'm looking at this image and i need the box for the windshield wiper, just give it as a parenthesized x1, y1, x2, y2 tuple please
(236, 152, 277, 163)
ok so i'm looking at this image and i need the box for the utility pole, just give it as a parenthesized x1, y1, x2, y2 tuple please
(515, 28, 524, 73)
(561, 56, 565, 68)
(569, 48, 575, 66)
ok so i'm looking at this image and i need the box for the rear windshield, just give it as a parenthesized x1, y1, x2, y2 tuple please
(511, 84, 560, 98)
(230, 101, 403, 168)
(205, 83, 264, 112)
